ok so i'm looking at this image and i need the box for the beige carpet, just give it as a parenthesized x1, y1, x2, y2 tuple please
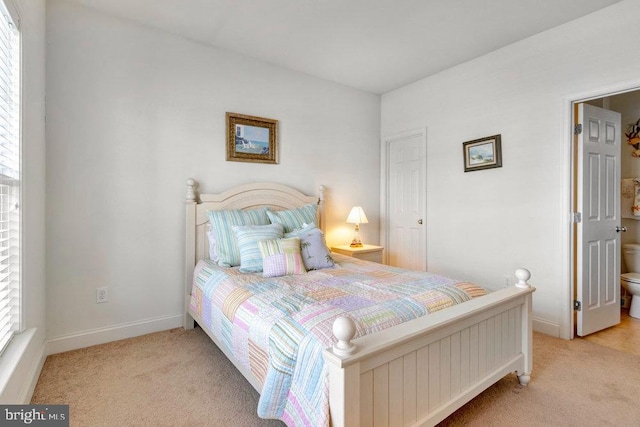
(32, 328, 282, 427)
(32, 328, 640, 427)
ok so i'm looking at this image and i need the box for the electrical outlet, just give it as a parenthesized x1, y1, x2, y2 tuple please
(503, 275, 511, 287)
(96, 287, 108, 303)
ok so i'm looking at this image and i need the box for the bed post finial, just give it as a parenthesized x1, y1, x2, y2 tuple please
(515, 268, 531, 288)
(332, 316, 356, 356)
(318, 184, 326, 204)
(186, 178, 197, 203)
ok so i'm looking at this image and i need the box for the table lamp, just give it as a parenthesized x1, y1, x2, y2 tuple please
(346, 206, 368, 247)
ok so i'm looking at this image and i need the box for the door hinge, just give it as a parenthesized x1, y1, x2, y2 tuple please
(572, 212, 582, 223)
(574, 124, 583, 135)
(574, 300, 582, 311)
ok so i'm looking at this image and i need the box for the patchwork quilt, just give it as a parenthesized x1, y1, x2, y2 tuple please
(189, 253, 486, 426)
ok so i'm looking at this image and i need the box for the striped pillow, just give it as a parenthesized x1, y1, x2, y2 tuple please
(233, 223, 284, 273)
(266, 203, 317, 233)
(208, 207, 270, 267)
(259, 237, 307, 277)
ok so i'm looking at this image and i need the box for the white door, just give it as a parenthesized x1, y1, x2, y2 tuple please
(576, 103, 621, 336)
(385, 131, 426, 271)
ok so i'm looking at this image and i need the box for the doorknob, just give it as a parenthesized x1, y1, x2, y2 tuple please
(616, 226, 627, 233)
(418, 219, 423, 225)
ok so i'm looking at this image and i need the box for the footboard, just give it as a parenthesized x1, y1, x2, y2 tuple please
(323, 269, 534, 427)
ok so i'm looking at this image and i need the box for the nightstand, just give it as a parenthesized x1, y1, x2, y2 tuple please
(331, 244, 384, 264)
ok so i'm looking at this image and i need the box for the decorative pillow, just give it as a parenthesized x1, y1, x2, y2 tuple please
(233, 223, 284, 273)
(266, 203, 317, 233)
(285, 223, 335, 271)
(208, 207, 270, 267)
(259, 237, 307, 277)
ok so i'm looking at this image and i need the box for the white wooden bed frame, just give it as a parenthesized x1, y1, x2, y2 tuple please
(184, 179, 535, 427)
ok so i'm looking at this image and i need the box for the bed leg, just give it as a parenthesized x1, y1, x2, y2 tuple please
(184, 312, 195, 330)
(517, 373, 531, 386)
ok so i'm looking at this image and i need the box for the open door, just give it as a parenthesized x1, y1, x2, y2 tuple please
(576, 103, 621, 336)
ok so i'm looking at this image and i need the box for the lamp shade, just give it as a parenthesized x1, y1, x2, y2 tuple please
(346, 206, 368, 224)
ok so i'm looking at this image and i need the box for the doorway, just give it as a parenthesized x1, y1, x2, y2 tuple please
(569, 87, 640, 338)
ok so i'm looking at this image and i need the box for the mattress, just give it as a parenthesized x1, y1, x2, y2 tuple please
(189, 253, 486, 427)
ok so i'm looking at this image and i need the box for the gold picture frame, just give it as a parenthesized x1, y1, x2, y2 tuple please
(463, 134, 502, 172)
(226, 112, 278, 164)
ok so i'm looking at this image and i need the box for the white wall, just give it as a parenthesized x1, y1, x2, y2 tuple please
(45, 0, 380, 347)
(0, 0, 47, 403)
(381, 0, 640, 337)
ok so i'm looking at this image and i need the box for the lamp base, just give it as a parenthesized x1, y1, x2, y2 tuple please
(350, 223, 363, 247)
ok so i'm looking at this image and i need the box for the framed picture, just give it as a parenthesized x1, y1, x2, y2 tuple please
(462, 134, 502, 172)
(226, 112, 278, 164)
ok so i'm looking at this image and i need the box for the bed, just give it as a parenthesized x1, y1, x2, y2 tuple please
(184, 179, 535, 427)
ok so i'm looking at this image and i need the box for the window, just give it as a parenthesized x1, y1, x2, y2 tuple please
(0, 0, 20, 355)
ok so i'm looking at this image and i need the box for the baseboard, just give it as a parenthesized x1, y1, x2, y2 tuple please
(47, 314, 183, 355)
(533, 316, 560, 337)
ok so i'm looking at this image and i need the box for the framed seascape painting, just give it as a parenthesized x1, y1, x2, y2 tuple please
(226, 112, 278, 164)
(462, 134, 502, 172)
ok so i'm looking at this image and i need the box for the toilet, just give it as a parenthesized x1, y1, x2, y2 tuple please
(621, 243, 640, 319)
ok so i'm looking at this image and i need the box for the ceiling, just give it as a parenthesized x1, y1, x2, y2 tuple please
(68, 0, 623, 94)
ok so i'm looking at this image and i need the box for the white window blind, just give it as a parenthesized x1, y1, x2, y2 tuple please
(0, 0, 20, 355)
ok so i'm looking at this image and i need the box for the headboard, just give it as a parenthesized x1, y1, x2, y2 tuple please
(184, 179, 325, 325)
